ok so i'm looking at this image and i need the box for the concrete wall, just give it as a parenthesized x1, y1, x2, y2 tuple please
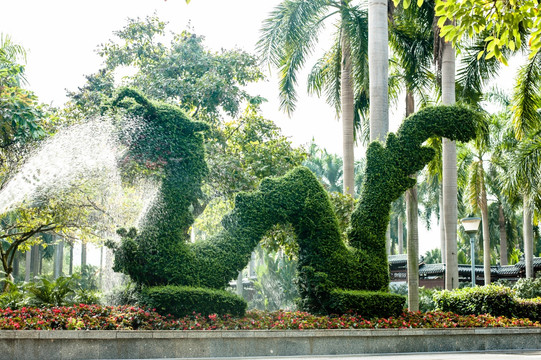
(0, 328, 539, 360)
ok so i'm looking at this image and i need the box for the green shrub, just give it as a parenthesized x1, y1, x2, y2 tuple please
(328, 289, 406, 318)
(25, 275, 77, 307)
(105, 281, 140, 306)
(0, 280, 29, 309)
(389, 284, 438, 313)
(433, 285, 517, 318)
(139, 285, 247, 317)
(419, 287, 438, 313)
(514, 297, 541, 321)
(73, 289, 102, 305)
(513, 277, 541, 299)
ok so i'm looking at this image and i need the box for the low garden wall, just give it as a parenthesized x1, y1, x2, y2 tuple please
(2, 328, 540, 360)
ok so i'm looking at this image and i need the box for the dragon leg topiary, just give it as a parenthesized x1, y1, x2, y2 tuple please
(109, 89, 480, 316)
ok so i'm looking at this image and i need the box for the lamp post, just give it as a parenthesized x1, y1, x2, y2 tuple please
(461, 217, 481, 287)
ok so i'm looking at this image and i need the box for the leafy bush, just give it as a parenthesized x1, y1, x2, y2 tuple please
(434, 285, 517, 318)
(25, 275, 77, 307)
(419, 287, 438, 312)
(513, 277, 541, 299)
(73, 289, 102, 305)
(389, 284, 438, 313)
(105, 281, 140, 306)
(0, 280, 29, 309)
(75, 265, 100, 291)
(434, 284, 541, 321)
(139, 285, 247, 317)
(328, 289, 406, 318)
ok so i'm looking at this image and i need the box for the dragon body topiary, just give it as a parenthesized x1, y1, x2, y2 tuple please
(110, 89, 480, 316)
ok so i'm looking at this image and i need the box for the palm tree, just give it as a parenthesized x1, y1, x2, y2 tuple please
(258, 1, 369, 196)
(389, 0, 434, 310)
(439, 28, 459, 289)
(438, 29, 505, 289)
(508, 52, 541, 278)
(369, 0, 389, 142)
(304, 142, 344, 193)
(483, 106, 521, 266)
(0, 33, 27, 87)
(504, 134, 541, 278)
(457, 137, 493, 284)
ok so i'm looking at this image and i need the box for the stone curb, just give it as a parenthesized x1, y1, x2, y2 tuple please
(0, 328, 539, 359)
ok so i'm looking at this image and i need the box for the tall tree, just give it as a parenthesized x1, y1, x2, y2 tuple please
(507, 52, 541, 278)
(369, 0, 389, 142)
(440, 28, 459, 290)
(389, 0, 434, 310)
(458, 136, 493, 284)
(258, 1, 369, 196)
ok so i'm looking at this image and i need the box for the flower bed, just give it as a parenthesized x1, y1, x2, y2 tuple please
(0, 305, 539, 330)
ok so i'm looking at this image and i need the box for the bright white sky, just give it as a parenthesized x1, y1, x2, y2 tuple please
(0, 0, 524, 256)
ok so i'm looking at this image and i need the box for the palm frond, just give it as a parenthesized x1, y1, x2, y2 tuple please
(456, 32, 507, 106)
(307, 34, 342, 114)
(257, 0, 335, 114)
(511, 51, 541, 139)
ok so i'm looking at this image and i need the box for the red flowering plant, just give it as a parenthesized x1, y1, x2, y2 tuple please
(0, 306, 538, 330)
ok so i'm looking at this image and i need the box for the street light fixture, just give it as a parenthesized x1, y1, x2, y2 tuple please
(461, 217, 481, 287)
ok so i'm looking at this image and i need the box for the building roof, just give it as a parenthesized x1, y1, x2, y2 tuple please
(515, 257, 541, 269)
(388, 254, 408, 265)
(391, 256, 540, 279)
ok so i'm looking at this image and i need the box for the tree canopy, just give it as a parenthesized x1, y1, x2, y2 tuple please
(395, 0, 538, 64)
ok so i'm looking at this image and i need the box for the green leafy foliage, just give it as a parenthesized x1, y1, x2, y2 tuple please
(390, 284, 439, 313)
(0, 278, 29, 309)
(139, 285, 246, 318)
(250, 247, 299, 311)
(96, 16, 262, 122)
(24, 275, 77, 307)
(110, 90, 480, 316)
(328, 289, 406, 318)
(105, 281, 140, 306)
(512, 276, 541, 299)
(434, 284, 541, 321)
(431, 0, 534, 63)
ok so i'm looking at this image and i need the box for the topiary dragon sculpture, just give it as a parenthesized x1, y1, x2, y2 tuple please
(110, 88, 481, 316)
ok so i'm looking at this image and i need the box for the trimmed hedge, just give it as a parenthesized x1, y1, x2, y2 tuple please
(434, 285, 541, 321)
(328, 289, 406, 318)
(515, 298, 541, 322)
(139, 285, 247, 318)
(434, 285, 516, 318)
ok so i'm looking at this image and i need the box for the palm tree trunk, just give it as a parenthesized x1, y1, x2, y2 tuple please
(440, 188, 446, 264)
(81, 242, 87, 267)
(481, 184, 491, 285)
(499, 204, 508, 266)
(398, 217, 404, 254)
(341, 31, 355, 196)
(442, 39, 458, 290)
(25, 249, 31, 282)
(30, 244, 40, 279)
(406, 184, 419, 311)
(523, 193, 533, 278)
(69, 244, 73, 275)
(369, 0, 389, 142)
(405, 91, 419, 311)
(54, 239, 64, 279)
